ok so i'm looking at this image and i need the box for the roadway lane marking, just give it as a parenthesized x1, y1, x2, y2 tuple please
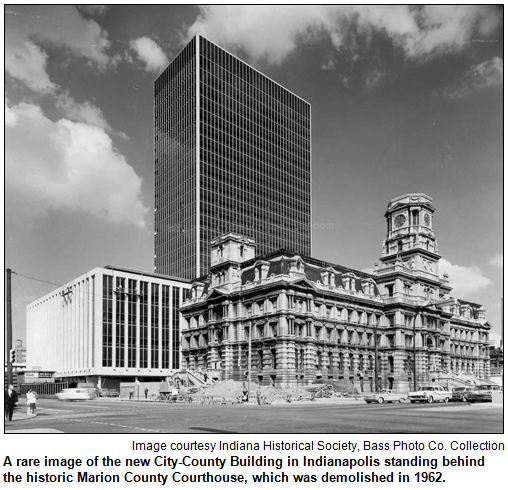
(63, 419, 164, 432)
(78, 404, 115, 409)
(37, 408, 73, 412)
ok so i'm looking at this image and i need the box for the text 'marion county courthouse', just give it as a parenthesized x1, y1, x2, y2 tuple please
(154, 35, 312, 280)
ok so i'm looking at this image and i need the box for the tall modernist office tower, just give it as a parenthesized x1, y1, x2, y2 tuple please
(154, 35, 311, 280)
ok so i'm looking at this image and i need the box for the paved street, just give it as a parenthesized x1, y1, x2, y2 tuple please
(5, 397, 502, 434)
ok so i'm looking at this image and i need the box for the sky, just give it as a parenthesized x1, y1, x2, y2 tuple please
(4, 5, 504, 346)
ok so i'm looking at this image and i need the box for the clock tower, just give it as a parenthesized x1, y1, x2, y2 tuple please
(375, 193, 451, 304)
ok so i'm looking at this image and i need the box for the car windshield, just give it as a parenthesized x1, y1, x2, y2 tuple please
(419, 387, 434, 391)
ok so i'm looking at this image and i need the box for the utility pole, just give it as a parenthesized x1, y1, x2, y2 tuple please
(374, 322, 378, 392)
(6, 268, 13, 386)
(248, 323, 252, 396)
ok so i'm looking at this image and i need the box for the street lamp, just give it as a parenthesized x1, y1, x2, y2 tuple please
(413, 312, 417, 392)
(413, 299, 441, 391)
(374, 321, 379, 392)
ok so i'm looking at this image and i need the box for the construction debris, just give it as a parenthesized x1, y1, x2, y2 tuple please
(188, 379, 358, 404)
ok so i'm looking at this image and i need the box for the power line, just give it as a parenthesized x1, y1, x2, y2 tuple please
(11, 271, 63, 288)
(10, 270, 153, 302)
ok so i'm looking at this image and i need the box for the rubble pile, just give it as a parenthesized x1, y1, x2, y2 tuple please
(194, 379, 245, 399)
(191, 380, 316, 403)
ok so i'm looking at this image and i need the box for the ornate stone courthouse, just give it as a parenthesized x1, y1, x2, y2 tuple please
(180, 194, 491, 391)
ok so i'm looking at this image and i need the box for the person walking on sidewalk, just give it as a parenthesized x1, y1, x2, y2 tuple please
(27, 390, 37, 415)
(129, 388, 134, 400)
(4, 385, 18, 421)
(144, 388, 149, 399)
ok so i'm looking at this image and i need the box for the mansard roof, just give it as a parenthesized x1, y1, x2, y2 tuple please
(237, 249, 380, 295)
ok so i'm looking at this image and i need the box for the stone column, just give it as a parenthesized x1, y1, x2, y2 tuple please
(304, 341, 317, 382)
(279, 291, 288, 311)
(278, 315, 289, 336)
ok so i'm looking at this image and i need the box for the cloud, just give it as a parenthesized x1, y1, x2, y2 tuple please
(5, 99, 18, 126)
(322, 57, 336, 71)
(77, 5, 108, 17)
(364, 68, 396, 91)
(489, 254, 503, 269)
(5, 5, 116, 93)
(129, 37, 169, 73)
(55, 93, 129, 140)
(439, 258, 492, 299)
(5, 100, 147, 228)
(442, 57, 503, 99)
(56, 93, 113, 132)
(184, 5, 501, 65)
(5, 39, 57, 93)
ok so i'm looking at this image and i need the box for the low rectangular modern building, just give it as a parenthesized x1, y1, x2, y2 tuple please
(26, 266, 190, 385)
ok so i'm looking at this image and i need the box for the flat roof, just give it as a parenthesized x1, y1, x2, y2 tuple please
(104, 265, 190, 284)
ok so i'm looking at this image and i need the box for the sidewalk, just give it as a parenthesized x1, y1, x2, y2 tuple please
(4, 407, 64, 434)
(8, 407, 37, 422)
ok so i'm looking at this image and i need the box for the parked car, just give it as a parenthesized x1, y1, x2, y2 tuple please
(108, 389, 120, 398)
(451, 386, 475, 402)
(56, 388, 92, 402)
(469, 385, 493, 403)
(408, 385, 452, 403)
(364, 389, 407, 404)
(99, 389, 110, 397)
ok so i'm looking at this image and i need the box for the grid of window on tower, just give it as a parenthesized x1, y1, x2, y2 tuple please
(154, 37, 197, 279)
(198, 36, 311, 277)
(154, 35, 312, 280)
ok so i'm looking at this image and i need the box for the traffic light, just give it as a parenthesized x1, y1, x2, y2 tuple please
(10, 348, 17, 364)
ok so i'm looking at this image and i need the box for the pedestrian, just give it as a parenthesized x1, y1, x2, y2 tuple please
(171, 387, 179, 402)
(26, 390, 33, 414)
(4, 384, 18, 421)
(129, 387, 134, 400)
(27, 390, 37, 415)
(256, 384, 262, 405)
(144, 387, 149, 399)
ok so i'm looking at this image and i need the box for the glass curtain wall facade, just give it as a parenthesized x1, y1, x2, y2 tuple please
(154, 37, 197, 279)
(154, 35, 311, 280)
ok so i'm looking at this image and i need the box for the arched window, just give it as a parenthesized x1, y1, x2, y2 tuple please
(271, 348, 277, 369)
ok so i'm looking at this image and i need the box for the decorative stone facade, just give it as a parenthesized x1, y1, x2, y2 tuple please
(180, 194, 492, 391)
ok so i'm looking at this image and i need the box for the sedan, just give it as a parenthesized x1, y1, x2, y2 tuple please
(56, 388, 92, 402)
(364, 389, 407, 404)
(470, 385, 493, 403)
(451, 387, 475, 402)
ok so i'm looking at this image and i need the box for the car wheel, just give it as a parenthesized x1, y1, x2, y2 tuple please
(427, 396, 434, 404)
(377, 397, 384, 404)
(366, 401, 371, 404)
(410, 400, 416, 404)
(443, 397, 449, 403)
(399, 398, 405, 403)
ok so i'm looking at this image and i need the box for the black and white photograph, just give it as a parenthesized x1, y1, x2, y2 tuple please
(4, 5, 503, 438)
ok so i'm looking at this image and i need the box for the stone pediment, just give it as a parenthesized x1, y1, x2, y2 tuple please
(290, 277, 317, 291)
(206, 288, 227, 300)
